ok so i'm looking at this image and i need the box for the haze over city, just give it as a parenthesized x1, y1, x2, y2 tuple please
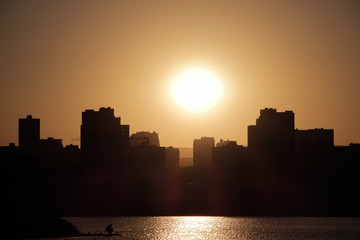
(1, 0, 359, 148)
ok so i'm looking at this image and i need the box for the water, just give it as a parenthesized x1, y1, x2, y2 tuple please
(59, 216, 360, 240)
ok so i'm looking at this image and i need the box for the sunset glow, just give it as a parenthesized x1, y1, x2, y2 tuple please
(171, 68, 223, 112)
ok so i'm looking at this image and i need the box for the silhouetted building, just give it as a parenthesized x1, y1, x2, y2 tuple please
(248, 108, 295, 166)
(81, 107, 129, 165)
(64, 144, 80, 152)
(213, 143, 249, 185)
(165, 146, 180, 169)
(295, 128, 334, 165)
(130, 143, 166, 182)
(216, 139, 237, 147)
(37, 137, 63, 162)
(40, 137, 63, 154)
(334, 143, 360, 177)
(129, 131, 160, 147)
(62, 144, 81, 163)
(0, 142, 17, 151)
(295, 128, 333, 148)
(0, 143, 20, 159)
(193, 136, 215, 168)
(19, 115, 40, 153)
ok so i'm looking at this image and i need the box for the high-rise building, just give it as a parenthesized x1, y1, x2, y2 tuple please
(193, 136, 215, 168)
(19, 115, 40, 153)
(248, 108, 295, 164)
(81, 107, 129, 164)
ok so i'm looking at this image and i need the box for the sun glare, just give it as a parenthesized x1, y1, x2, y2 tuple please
(171, 67, 223, 112)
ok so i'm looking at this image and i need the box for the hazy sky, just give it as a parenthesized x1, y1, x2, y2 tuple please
(1, 0, 359, 147)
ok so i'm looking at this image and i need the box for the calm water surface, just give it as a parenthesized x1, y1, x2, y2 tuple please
(59, 216, 360, 240)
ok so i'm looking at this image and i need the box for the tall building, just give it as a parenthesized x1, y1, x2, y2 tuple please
(81, 107, 129, 164)
(19, 115, 40, 153)
(193, 136, 215, 168)
(248, 108, 295, 165)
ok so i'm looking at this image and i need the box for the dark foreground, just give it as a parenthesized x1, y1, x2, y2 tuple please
(3, 217, 80, 239)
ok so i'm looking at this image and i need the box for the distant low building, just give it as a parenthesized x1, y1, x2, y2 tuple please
(216, 139, 237, 147)
(129, 131, 160, 147)
(179, 157, 193, 167)
(166, 146, 180, 169)
(179, 147, 193, 167)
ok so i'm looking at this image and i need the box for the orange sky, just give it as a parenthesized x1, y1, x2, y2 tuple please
(1, 0, 359, 148)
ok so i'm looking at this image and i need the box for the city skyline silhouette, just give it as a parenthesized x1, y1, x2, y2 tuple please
(1, 106, 359, 218)
(3, 106, 358, 166)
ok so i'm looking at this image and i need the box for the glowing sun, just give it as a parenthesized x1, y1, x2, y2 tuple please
(171, 67, 224, 112)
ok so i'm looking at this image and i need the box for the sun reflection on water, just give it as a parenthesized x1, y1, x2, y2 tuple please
(172, 217, 217, 239)
(64, 216, 360, 240)
(152, 216, 228, 240)
(179, 216, 215, 229)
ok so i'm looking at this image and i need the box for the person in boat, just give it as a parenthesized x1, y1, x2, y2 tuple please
(105, 224, 113, 235)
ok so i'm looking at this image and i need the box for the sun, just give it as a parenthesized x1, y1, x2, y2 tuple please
(171, 67, 224, 112)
